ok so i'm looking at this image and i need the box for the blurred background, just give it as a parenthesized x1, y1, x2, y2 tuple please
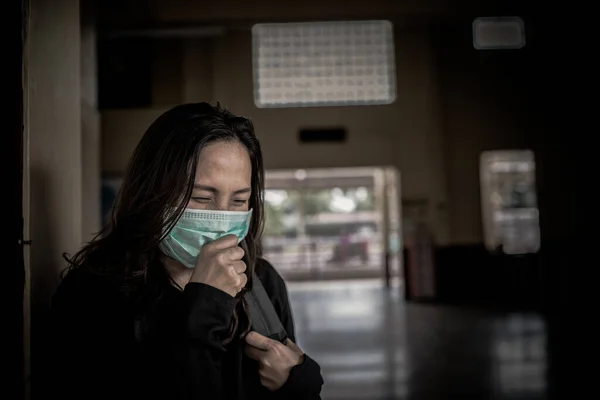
(8, 0, 586, 399)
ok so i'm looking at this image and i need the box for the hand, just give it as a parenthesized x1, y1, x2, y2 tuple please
(244, 331, 304, 391)
(190, 234, 247, 297)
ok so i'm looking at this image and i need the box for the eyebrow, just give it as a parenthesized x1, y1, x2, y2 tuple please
(194, 184, 251, 195)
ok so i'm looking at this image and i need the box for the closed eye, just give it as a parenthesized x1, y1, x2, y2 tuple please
(192, 197, 213, 203)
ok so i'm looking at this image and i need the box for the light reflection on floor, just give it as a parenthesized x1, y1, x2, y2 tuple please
(286, 278, 547, 400)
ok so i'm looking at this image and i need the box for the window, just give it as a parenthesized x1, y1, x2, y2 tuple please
(252, 20, 396, 108)
(480, 150, 540, 254)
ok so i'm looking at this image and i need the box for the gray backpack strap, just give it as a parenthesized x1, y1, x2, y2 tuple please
(246, 272, 288, 343)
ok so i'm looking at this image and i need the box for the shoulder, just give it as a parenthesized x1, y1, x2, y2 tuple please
(51, 266, 127, 315)
(56, 266, 117, 295)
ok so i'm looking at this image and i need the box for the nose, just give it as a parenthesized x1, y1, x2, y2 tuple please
(206, 198, 222, 211)
(207, 198, 237, 211)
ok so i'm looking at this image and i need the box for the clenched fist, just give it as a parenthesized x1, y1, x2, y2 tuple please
(190, 234, 247, 297)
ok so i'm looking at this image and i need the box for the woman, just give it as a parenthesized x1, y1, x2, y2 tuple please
(44, 102, 323, 399)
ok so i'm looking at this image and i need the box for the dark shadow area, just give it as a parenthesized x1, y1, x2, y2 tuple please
(433, 246, 540, 310)
(28, 166, 61, 400)
(8, 1, 25, 400)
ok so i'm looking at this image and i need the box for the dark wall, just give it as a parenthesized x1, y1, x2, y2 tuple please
(411, 6, 551, 311)
(525, 7, 587, 398)
(417, 4, 587, 397)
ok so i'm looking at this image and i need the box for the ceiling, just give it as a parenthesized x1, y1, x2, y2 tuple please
(95, 0, 533, 36)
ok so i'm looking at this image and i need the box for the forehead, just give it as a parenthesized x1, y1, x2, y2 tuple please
(195, 141, 251, 186)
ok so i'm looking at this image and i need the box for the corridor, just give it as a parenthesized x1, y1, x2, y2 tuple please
(288, 279, 547, 400)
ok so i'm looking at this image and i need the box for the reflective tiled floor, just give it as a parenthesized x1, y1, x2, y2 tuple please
(287, 279, 547, 400)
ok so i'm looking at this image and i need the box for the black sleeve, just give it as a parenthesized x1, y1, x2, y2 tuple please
(40, 269, 235, 400)
(256, 260, 324, 400)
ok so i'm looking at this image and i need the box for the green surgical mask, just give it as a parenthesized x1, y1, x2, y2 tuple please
(159, 208, 253, 268)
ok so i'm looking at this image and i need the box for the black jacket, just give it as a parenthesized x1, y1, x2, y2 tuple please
(41, 259, 323, 399)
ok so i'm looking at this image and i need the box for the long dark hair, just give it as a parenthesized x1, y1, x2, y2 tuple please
(64, 102, 264, 343)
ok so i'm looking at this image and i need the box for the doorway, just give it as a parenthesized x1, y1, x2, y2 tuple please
(262, 166, 402, 283)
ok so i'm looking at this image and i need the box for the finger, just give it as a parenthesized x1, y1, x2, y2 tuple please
(226, 268, 247, 295)
(232, 260, 247, 274)
(236, 272, 248, 292)
(206, 234, 239, 250)
(245, 331, 274, 351)
(244, 343, 264, 361)
(222, 245, 245, 261)
(285, 339, 305, 364)
(259, 376, 274, 391)
(285, 339, 300, 351)
(258, 373, 277, 391)
(261, 379, 278, 392)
